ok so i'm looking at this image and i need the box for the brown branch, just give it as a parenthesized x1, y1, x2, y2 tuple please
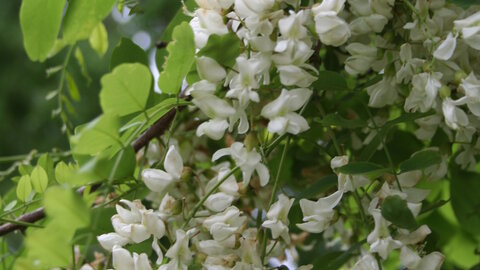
(0, 100, 189, 236)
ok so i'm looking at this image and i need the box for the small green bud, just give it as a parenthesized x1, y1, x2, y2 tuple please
(422, 62, 432, 73)
(454, 70, 467, 85)
(244, 132, 258, 152)
(439, 85, 451, 99)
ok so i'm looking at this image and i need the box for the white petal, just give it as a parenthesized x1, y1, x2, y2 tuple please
(433, 32, 457, 60)
(142, 169, 174, 193)
(112, 245, 134, 270)
(164, 145, 183, 179)
(205, 192, 235, 212)
(212, 147, 231, 162)
(196, 56, 227, 82)
(196, 119, 229, 140)
(133, 253, 153, 270)
(97, 233, 130, 251)
(255, 163, 270, 186)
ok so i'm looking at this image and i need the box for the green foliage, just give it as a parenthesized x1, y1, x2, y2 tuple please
(71, 114, 121, 155)
(399, 150, 442, 173)
(15, 187, 90, 269)
(337, 161, 388, 175)
(30, 166, 48, 193)
(313, 70, 349, 92)
(110, 38, 148, 70)
(88, 22, 109, 57)
(381, 195, 418, 230)
(100, 63, 152, 116)
(450, 163, 480, 236)
(16, 175, 32, 202)
(158, 22, 195, 95)
(62, 0, 116, 44)
(316, 114, 366, 129)
(19, 0, 66, 61)
(197, 33, 243, 68)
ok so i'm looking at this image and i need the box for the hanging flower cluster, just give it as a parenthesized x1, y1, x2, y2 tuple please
(92, 0, 480, 269)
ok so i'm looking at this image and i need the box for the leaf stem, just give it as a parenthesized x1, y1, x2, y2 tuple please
(0, 217, 43, 228)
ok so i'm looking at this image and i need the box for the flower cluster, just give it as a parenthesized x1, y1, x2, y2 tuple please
(90, 0, 480, 269)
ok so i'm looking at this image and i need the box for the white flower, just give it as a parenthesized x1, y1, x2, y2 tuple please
(227, 55, 263, 107)
(261, 88, 312, 135)
(352, 254, 379, 270)
(345, 43, 378, 75)
(331, 156, 369, 192)
(160, 230, 193, 270)
(400, 247, 444, 270)
(197, 119, 230, 140)
(205, 192, 235, 212)
(234, 0, 274, 18)
(313, 14, 351, 46)
(276, 65, 317, 87)
(366, 77, 399, 108)
(454, 11, 480, 50)
(277, 10, 309, 44)
(460, 72, 480, 116)
(112, 245, 152, 270)
(142, 145, 183, 193)
(297, 190, 343, 233)
(396, 43, 424, 84)
(262, 194, 295, 243)
(203, 206, 246, 241)
(405, 72, 443, 113)
(97, 232, 130, 251)
(367, 200, 403, 259)
(433, 32, 457, 60)
(212, 142, 270, 186)
(442, 97, 469, 130)
(196, 56, 227, 83)
(349, 14, 388, 35)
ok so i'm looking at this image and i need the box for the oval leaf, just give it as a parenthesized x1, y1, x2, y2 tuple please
(399, 150, 442, 173)
(381, 195, 418, 230)
(30, 166, 49, 193)
(88, 22, 108, 57)
(110, 38, 148, 70)
(337, 162, 388, 175)
(20, 0, 66, 61)
(16, 175, 32, 202)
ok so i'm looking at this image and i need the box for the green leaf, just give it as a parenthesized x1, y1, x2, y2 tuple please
(16, 175, 32, 202)
(18, 187, 90, 269)
(381, 195, 418, 230)
(100, 63, 151, 116)
(158, 22, 195, 95)
(450, 164, 480, 235)
(43, 186, 90, 228)
(55, 162, 74, 184)
(30, 166, 48, 193)
(159, 0, 197, 42)
(62, 0, 116, 44)
(337, 162, 388, 175)
(110, 38, 148, 70)
(316, 114, 366, 129)
(399, 150, 442, 173)
(66, 72, 81, 102)
(19, 0, 66, 61)
(313, 70, 349, 92)
(71, 114, 121, 155)
(37, 154, 55, 181)
(74, 47, 92, 84)
(88, 22, 108, 57)
(295, 175, 337, 201)
(197, 33, 242, 68)
(78, 146, 136, 181)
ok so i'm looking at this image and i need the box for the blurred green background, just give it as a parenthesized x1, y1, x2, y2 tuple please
(0, 0, 180, 161)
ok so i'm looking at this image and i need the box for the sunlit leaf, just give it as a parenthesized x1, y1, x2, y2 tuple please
(100, 63, 151, 116)
(20, 0, 66, 61)
(62, 0, 116, 44)
(71, 114, 121, 155)
(16, 175, 32, 202)
(88, 22, 109, 57)
(30, 166, 48, 193)
(158, 22, 195, 95)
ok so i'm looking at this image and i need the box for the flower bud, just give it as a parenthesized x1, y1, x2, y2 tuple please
(454, 70, 467, 85)
(244, 132, 258, 152)
(439, 85, 451, 99)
